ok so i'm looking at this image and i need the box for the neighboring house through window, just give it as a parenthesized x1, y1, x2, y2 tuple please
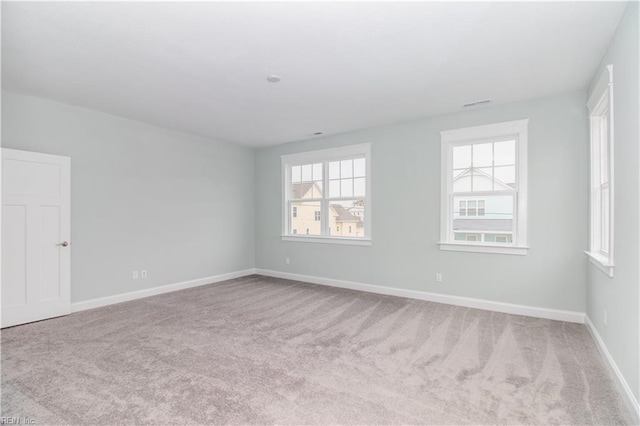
(459, 200, 485, 217)
(440, 119, 529, 255)
(586, 65, 614, 277)
(282, 144, 371, 245)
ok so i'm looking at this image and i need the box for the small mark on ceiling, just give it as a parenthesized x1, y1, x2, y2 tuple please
(463, 99, 492, 108)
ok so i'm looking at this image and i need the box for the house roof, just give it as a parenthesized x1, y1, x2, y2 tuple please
(291, 182, 362, 226)
(453, 167, 515, 191)
(291, 182, 318, 199)
(331, 204, 363, 225)
(453, 219, 512, 232)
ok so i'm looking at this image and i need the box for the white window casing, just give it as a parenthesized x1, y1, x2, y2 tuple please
(281, 144, 372, 246)
(585, 65, 614, 277)
(439, 119, 529, 255)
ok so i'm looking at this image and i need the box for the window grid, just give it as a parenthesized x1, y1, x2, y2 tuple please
(449, 140, 518, 245)
(440, 119, 528, 255)
(283, 145, 371, 242)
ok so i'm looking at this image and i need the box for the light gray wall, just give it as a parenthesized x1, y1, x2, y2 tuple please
(2, 90, 255, 303)
(586, 2, 639, 401)
(255, 91, 588, 312)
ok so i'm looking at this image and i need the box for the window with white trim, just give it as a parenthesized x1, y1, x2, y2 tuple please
(586, 65, 614, 277)
(440, 120, 529, 255)
(282, 144, 371, 245)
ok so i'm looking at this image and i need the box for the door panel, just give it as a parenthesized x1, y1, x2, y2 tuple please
(3, 159, 60, 197)
(2, 204, 28, 306)
(40, 205, 62, 301)
(2, 149, 71, 328)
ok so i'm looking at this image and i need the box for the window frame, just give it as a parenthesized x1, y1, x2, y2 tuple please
(281, 144, 372, 246)
(585, 65, 614, 277)
(439, 119, 529, 255)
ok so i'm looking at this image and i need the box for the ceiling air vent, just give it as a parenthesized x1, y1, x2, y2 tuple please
(463, 99, 492, 108)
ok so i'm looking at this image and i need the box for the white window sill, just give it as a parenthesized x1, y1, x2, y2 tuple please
(282, 235, 372, 246)
(439, 242, 528, 256)
(584, 251, 614, 277)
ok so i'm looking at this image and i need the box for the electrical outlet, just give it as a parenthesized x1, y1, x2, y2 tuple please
(141, 270, 148, 279)
(285, 257, 290, 265)
(604, 310, 607, 326)
(435, 273, 443, 283)
(132, 271, 139, 280)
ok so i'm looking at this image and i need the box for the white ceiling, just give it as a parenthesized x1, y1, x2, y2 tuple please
(2, 2, 627, 147)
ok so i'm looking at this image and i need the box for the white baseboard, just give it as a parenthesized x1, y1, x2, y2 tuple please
(71, 269, 256, 313)
(585, 316, 640, 424)
(254, 269, 585, 324)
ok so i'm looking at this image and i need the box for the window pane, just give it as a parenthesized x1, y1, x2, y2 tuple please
(291, 181, 318, 199)
(301, 164, 312, 182)
(312, 163, 323, 181)
(329, 161, 340, 179)
(290, 201, 322, 236)
(494, 166, 516, 187)
(341, 179, 353, 197)
(452, 195, 513, 243)
(353, 158, 366, 177)
(473, 167, 493, 191)
(311, 180, 324, 198)
(494, 140, 515, 166)
(453, 145, 471, 169)
(468, 200, 477, 216)
(329, 180, 340, 197)
(341, 160, 353, 178)
(291, 166, 301, 183)
(453, 169, 466, 179)
(354, 178, 366, 197)
(453, 173, 471, 192)
(600, 116, 609, 184)
(602, 185, 610, 253)
(328, 200, 365, 238)
(458, 200, 467, 216)
(473, 143, 492, 167)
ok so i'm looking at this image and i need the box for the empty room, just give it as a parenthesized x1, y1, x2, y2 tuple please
(1, 1, 639, 425)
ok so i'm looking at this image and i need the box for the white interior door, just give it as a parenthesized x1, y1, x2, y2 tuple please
(2, 148, 71, 328)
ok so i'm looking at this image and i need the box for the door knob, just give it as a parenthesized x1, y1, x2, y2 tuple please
(57, 241, 69, 247)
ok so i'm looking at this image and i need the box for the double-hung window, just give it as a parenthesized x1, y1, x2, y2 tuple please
(585, 65, 614, 277)
(440, 119, 529, 255)
(282, 144, 371, 245)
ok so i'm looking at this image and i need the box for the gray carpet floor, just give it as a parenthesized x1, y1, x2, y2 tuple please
(1, 274, 632, 425)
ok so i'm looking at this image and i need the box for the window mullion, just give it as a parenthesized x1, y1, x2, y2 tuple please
(322, 161, 329, 237)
